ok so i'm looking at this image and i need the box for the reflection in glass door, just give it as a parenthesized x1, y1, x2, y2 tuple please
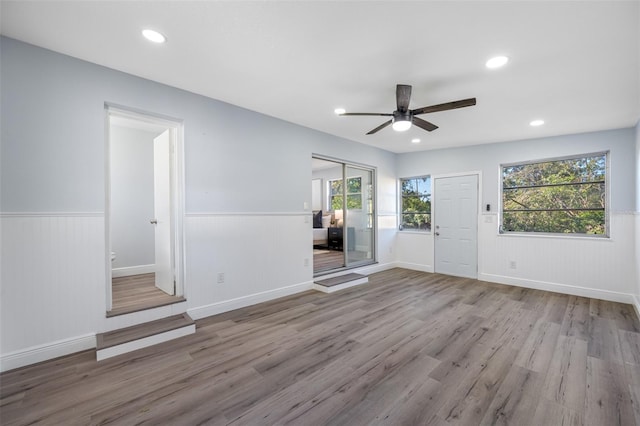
(345, 166, 374, 267)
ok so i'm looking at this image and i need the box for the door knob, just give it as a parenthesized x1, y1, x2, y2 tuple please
(150, 219, 158, 224)
(435, 232, 440, 236)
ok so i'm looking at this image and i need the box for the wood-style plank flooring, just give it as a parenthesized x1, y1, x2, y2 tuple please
(3, 268, 640, 425)
(313, 249, 343, 273)
(110, 273, 185, 317)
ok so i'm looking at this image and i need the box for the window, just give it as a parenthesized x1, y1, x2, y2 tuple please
(399, 176, 431, 231)
(329, 177, 362, 210)
(501, 153, 607, 235)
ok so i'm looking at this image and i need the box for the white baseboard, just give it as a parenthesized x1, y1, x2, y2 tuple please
(96, 324, 195, 361)
(394, 262, 434, 273)
(478, 272, 635, 304)
(188, 281, 314, 320)
(1, 333, 96, 373)
(349, 261, 397, 276)
(112, 264, 155, 278)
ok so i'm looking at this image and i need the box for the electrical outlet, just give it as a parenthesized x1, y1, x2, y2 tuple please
(304, 258, 309, 267)
(217, 272, 225, 283)
(509, 261, 517, 269)
(303, 202, 309, 210)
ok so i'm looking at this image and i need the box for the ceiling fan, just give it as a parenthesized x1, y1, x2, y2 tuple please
(338, 84, 476, 134)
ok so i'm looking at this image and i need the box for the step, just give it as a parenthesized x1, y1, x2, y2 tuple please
(313, 273, 368, 293)
(96, 313, 195, 361)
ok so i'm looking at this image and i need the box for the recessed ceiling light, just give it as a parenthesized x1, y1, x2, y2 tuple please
(529, 119, 545, 127)
(411, 138, 421, 144)
(142, 29, 166, 43)
(334, 108, 346, 115)
(486, 56, 509, 69)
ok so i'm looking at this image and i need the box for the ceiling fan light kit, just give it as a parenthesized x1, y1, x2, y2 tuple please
(339, 84, 476, 135)
(392, 111, 412, 131)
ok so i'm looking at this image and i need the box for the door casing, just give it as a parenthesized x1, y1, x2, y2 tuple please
(104, 105, 185, 311)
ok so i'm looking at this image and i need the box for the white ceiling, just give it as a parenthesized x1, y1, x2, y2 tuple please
(1, 1, 638, 153)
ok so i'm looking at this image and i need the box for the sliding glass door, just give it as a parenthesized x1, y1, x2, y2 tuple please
(344, 165, 374, 267)
(311, 156, 376, 275)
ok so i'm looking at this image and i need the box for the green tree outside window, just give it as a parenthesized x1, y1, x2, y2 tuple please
(329, 177, 362, 210)
(501, 153, 607, 235)
(400, 176, 431, 230)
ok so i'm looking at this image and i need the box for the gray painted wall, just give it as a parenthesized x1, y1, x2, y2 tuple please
(0, 36, 397, 215)
(396, 127, 637, 214)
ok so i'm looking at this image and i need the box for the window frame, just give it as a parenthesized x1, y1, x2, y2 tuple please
(398, 175, 432, 232)
(328, 176, 362, 211)
(499, 151, 610, 238)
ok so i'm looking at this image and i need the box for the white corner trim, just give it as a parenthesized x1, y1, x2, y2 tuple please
(0, 212, 104, 217)
(1, 333, 96, 373)
(479, 272, 635, 304)
(632, 295, 640, 320)
(111, 264, 155, 278)
(185, 212, 307, 217)
(188, 280, 314, 320)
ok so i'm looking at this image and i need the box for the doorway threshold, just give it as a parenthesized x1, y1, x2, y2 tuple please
(314, 273, 368, 293)
(107, 297, 186, 318)
(313, 261, 377, 279)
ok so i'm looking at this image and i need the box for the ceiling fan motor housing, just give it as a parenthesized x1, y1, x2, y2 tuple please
(393, 110, 412, 123)
(392, 110, 413, 131)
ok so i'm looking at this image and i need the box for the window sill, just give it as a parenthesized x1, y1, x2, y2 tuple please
(398, 230, 432, 235)
(497, 232, 611, 241)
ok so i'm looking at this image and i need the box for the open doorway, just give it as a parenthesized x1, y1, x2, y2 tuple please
(106, 107, 184, 316)
(312, 156, 376, 275)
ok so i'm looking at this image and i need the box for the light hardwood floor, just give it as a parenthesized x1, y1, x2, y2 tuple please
(313, 249, 344, 273)
(110, 273, 185, 317)
(2, 268, 640, 425)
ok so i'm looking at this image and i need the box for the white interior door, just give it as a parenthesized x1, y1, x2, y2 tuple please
(153, 129, 174, 295)
(434, 175, 478, 278)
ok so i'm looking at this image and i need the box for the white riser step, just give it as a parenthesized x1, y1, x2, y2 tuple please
(96, 313, 195, 361)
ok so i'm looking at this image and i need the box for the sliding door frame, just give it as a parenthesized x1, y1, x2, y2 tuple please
(312, 154, 377, 275)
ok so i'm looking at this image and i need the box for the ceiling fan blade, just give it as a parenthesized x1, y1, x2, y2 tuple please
(412, 98, 477, 115)
(412, 116, 439, 132)
(396, 84, 412, 112)
(366, 120, 392, 135)
(340, 112, 393, 116)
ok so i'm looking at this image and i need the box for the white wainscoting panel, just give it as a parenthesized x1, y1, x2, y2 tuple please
(1, 214, 105, 370)
(392, 212, 636, 303)
(1, 333, 96, 372)
(395, 231, 434, 272)
(377, 214, 398, 267)
(184, 213, 314, 317)
(478, 212, 636, 303)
